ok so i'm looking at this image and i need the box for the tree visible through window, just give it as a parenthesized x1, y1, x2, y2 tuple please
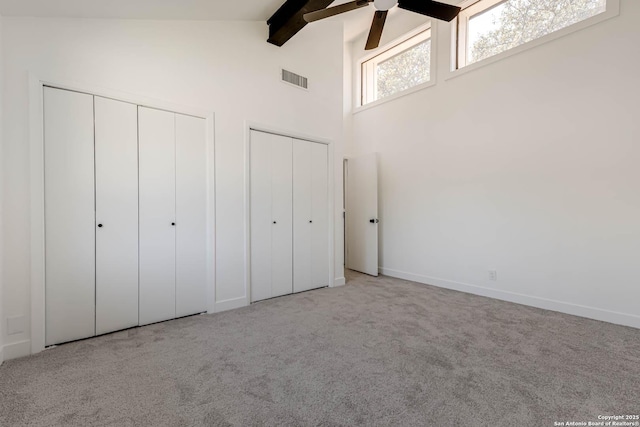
(377, 40, 431, 100)
(461, 0, 607, 66)
(361, 28, 432, 105)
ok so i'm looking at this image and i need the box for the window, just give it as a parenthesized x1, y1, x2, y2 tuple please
(361, 28, 432, 106)
(457, 0, 608, 68)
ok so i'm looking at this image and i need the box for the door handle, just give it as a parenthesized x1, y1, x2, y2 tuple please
(369, 219, 379, 224)
(171, 222, 176, 226)
(98, 224, 103, 228)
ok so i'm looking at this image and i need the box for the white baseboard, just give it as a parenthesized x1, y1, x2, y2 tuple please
(214, 297, 248, 313)
(3, 340, 32, 361)
(380, 267, 640, 329)
(333, 277, 346, 287)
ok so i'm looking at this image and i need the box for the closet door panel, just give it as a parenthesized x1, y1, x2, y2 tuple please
(175, 114, 208, 317)
(94, 97, 139, 335)
(139, 107, 176, 325)
(311, 143, 330, 289)
(44, 87, 96, 346)
(250, 131, 274, 302)
(293, 140, 312, 293)
(270, 136, 294, 298)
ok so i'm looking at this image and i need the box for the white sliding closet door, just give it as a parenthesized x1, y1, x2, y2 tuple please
(311, 143, 330, 289)
(293, 141, 313, 293)
(139, 107, 176, 325)
(175, 114, 208, 317)
(44, 87, 96, 346)
(250, 131, 293, 302)
(94, 97, 139, 335)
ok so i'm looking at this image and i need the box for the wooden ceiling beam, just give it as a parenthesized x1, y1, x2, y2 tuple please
(267, 0, 335, 47)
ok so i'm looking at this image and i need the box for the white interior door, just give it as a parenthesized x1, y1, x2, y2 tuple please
(346, 153, 379, 276)
(175, 114, 208, 317)
(250, 131, 274, 302)
(270, 135, 294, 298)
(311, 143, 330, 288)
(44, 87, 96, 346)
(139, 107, 176, 325)
(293, 140, 312, 293)
(94, 97, 139, 335)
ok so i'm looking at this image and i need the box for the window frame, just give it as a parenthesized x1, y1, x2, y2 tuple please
(456, 0, 506, 68)
(359, 25, 434, 107)
(454, 0, 619, 71)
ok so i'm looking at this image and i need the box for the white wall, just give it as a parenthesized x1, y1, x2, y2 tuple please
(0, 13, 4, 365)
(348, 0, 640, 327)
(2, 17, 345, 359)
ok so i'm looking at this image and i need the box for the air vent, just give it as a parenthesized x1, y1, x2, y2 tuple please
(282, 69, 308, 90)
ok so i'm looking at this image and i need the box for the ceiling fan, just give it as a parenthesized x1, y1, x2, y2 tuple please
(304, 0, 461, 50)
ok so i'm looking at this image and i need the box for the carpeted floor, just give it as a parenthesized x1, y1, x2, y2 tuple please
(1, 271, 638, 426)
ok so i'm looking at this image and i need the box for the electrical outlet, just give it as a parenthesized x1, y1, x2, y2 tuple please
(7, 316, 26, 335)
(488, 270, 498, 281)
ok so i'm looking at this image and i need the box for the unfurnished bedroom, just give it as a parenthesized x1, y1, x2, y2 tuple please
(0, 0, 638, 426)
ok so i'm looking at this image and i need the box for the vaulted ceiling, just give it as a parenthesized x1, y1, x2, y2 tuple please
(0, 0, 309, 20)
(0, 0, 368, 38)
(0, 0, 456, 42)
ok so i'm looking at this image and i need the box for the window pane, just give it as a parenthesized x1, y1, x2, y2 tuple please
(467, 0, 607, 65)
(376, 39, 431, 101)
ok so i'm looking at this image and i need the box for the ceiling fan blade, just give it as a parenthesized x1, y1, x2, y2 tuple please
(304, 0, 371, 23)
(365, 10, 388, 50)
(397, 0, 461, 22)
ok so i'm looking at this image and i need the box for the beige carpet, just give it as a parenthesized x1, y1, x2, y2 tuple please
(1, 270, 638, 426)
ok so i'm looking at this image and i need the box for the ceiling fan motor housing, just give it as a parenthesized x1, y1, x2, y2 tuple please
(374, 0, 397, 11)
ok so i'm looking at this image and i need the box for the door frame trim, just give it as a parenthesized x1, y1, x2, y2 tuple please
(244, 122, 336, 306)
(29, 73, 216, 355)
